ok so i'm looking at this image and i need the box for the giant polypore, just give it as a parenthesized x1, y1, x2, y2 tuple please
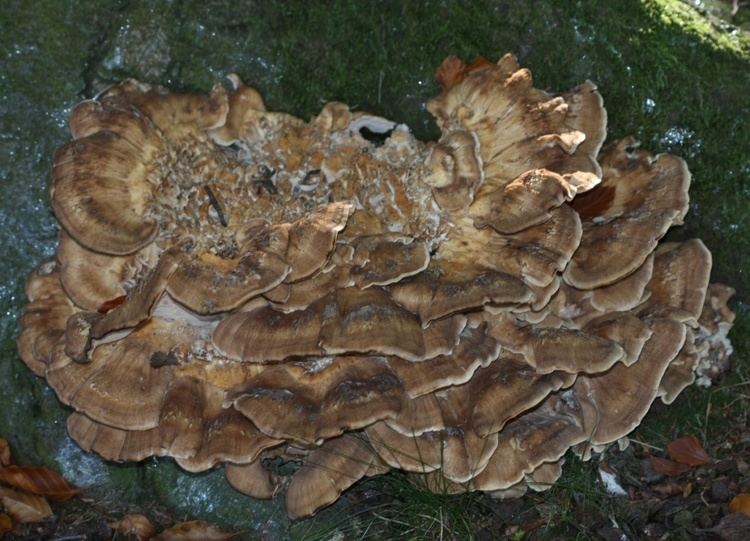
(17, 54, 735, 518)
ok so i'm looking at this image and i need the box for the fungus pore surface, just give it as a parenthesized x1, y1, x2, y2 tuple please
(18, 54, 735, 518)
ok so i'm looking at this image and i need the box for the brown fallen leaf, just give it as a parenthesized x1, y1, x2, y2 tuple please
(109, 513, 156, 540)
(730, 493, 750, 515)
(0, 465, 78, 501)
(0, 438, 10, 466)
(465, 56, 493, 73)
(434, 55, 494, 92)
(666, 435, 711, 466)
(153, 520, 239, 541)
(0, 486, 52, 523)
(649, 456, 692, 477)
(0, 512, 12, 536)
(435, 55, 467, 92)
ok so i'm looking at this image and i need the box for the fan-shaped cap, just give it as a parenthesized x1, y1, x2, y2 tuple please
(64, 253, 179, 362)
(225, 459, 278, 500)
(229, 355, 404, 444)
(588, 253, 655, 313)
(51, 130, 159, 255)
(486, 312, 624, 374)
(349, 234, 430, 288)
(645, 240, 711, 320)
(57, 230, 153, 312)
(390, 261, 530, 324)
(214, 287, 464, 363)
(107, 81, 230, 140)
(387, 322, 501, 398)
(17, 261, 77, 376)
(658, 329, 706, 404)
(286, 435, 387, 519)
(49, 321, 180, 430)
(366, 418, 498, 483)
(209, 75, 266, 145)
(574, 317, 687, 445)
(67, 402, 280, 470)
(469, 353, 576, 437)
(566, 138, 691, 289)
(469, 168, 599, 235)
(423, 130, 483, 211)
(472, 393, 587, 491)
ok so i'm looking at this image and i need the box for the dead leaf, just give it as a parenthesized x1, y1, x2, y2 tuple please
(0, 465, 78, 501)
(666, 436, 710, 466)
(0, 486, 52, 523)
(649, 456, 692, 476)
(0, 438, 10, 466)
(109, 513, 156, 540)
(730, 493, 750, 515)
(435, 56, 467, 92)
(0, 513, 12, 536)
(153, 521, 239, 541)
(465, 56, 493, 73)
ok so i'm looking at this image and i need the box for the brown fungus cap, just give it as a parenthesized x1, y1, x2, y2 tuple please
(286, 435, 387, 519)
(387, 322, 501, 398)
(574, 317, 687, 446)
(658, 329, 706, 404)
(485, 312, 625, 374)
(225, 459, 279, 501)
(17, 261, 77, 376)
(214, 287, 464, 363)
(566, 138, 691, 289)
(64, 253, 180, 362)
(229, 355, 404, 444)
(469, 167, 599, 235)
(366, 419, 499, 483)
(423, 130, 483, 211)
(48, 321, 181, 430)
(67, 399, 280, 471)
(645, 240, 712, 321)
(468, 354, 576, 438)
(389, 262, 531, 324)
(209, 74, 266, 146)
(107, 81, 230, 140)
(51, 128, 159, 255)
(472, 393, 587, 491)
(349, 234, 430, 288)
(57, 230, 157, 312)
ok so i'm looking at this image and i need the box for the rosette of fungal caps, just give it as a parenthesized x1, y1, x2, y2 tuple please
(18, 54, 735, 518)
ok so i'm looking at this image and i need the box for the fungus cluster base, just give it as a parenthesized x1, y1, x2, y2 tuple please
(18, 54, 735, 518)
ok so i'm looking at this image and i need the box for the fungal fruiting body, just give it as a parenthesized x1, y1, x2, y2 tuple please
(18, 54, 735, 518)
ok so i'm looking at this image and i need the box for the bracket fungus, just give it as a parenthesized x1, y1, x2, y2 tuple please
(18, 54, 735, 518)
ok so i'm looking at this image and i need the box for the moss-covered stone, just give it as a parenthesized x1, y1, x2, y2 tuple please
(0, 0, 747, 538)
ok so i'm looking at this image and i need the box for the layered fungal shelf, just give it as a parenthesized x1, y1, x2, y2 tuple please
(18, 54, 735, 518)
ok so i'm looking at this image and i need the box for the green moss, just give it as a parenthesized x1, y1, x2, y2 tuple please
(0, 0, 748, 538)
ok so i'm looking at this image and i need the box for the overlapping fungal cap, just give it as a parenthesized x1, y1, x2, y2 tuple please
(17, 53, 734, 518)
